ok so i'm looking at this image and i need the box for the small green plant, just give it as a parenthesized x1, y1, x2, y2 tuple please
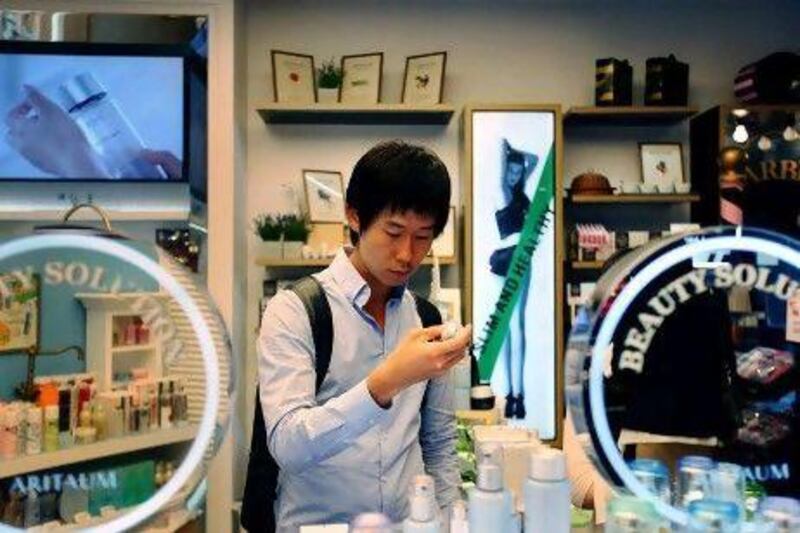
(252, 214, 283, 241)
(317, 59, 343, 89)
(280, 214, 311, 242)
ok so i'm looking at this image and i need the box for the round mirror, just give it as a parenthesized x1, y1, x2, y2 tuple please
(567, 226, 800, 526)
(0, 232, 233, 531)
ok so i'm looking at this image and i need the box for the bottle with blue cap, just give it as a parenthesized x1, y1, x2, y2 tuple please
(468, 443, 515, 533)
(628, 458, 671, 505)
(710, 462, 746, 519)
(524, 447, 570, 533)
(59, 72, 166, 179)
(676, 455, 715, 509)
(687, 498, 741, 532)
(403, 474, 440, 533)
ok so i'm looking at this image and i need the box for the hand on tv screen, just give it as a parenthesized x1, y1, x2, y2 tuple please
(139, 149, 182, 180)
(5, 84, 109, 178)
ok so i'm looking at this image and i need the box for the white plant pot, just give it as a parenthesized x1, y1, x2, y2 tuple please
(317, 88, 339, 104)
(282, 241, 304, 259)
(257, 240, 282, 259)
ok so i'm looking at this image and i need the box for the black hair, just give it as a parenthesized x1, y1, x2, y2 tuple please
(346, 140, 451, 245)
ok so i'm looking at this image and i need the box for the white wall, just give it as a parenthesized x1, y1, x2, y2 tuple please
(241, 0, 800, 479)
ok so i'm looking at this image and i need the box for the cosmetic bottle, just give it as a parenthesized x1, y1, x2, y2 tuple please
(687, 499, 741, 532)
(160, 381, 172, 429)
(759, 496, 800, 533)
(468, 444, 514, 533)
(25, 405, 42, 455)
(450, 500, 469, 533)
(23, 489, 40, 527)
(523, 448, 570, 533)
(677, 455, 715, 509)
(92, 401, 108, 441)
(60, 72, 166, 179)
(43, 405, 59, 452)
(403, 475, 440, 533)
(604, 495, 661, 533)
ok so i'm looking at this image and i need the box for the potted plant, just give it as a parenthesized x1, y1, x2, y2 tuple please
(316, 59, 342, 104)
(280, 214, 311, 259)
(252, 213, 283, 258)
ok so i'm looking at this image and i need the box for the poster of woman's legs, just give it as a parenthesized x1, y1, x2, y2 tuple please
(470, 109, 557, 440)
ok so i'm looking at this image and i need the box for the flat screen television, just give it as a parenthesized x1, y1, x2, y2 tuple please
(0, 41, 189, 182)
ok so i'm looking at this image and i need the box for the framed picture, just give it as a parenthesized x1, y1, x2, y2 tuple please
(303, 170, 346, 223)
(437, 288, 462, 325)
(430, 206, 456, 259)
(402, 51, 447, 105)
(340, 52, 383, 104)
(639, 142, 685, 193)
(0, 273, 40, 355)
(465, 104, 563, 443)
(270, 50, 316, 103)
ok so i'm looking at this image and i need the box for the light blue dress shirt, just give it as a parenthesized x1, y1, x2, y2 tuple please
(257, 250, 459, 531)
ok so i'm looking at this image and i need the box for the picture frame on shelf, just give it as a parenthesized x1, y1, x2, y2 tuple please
(401, 51, 447, 105)
(340, 52, 383, 104)
(429, 206, 456, 259)
(0, 272, 39, 354)
(270, 49, 316, 104)
(303, 169, 346, 223)
(639, 142, 685, 194)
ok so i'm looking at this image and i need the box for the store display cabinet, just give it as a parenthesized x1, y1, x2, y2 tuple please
(690, 105, 800, 239)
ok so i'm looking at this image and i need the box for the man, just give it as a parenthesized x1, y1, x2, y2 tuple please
(258, 141, 472, 530)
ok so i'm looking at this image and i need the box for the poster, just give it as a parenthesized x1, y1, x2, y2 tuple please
(467, 106, 560, 441)
(0, 272, 39, 354)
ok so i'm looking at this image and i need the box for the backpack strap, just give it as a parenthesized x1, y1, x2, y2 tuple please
(241, 276, 332, 533)
(290, 276, 334, 390)
(412, 292, 443, 328)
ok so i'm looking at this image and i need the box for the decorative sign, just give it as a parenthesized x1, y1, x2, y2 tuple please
(0, 272, 38, 354)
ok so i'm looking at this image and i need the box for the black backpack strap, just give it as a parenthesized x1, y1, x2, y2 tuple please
(241, 276, 332, 533)
(290, 276, 334, 390)
(412, 292, 443, 328)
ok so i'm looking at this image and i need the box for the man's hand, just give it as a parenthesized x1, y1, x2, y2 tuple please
(367, 324, 472, 407)
(5, 84, 108, 178)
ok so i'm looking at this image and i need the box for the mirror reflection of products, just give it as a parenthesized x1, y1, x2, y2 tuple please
(10, 74, 181, 180)
(0, 371, 189, 460)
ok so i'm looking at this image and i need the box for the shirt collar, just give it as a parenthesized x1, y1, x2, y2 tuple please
(330, 248, 407, 308)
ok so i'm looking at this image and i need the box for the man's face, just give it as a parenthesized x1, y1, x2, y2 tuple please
(349, 208, 436, 287)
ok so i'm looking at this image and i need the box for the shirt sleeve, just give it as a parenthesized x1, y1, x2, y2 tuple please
(419, 372, 460, 509)
(258, 289, 389, 474)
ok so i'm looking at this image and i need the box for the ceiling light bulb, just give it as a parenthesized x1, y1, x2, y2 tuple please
(783, 125, 799, 142)
(757, 135, 772, 151)
(733, 124, 749, 144)
(731, 108, 749, 118)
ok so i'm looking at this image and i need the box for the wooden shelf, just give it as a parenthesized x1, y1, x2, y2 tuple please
(568, 193, 700, 204)
(571, 261, 605, 270)
(112, 343, 157, 354)
(0, 425, 197, 479)
(76, 292, 169, 312)
(563, 106, 698, 126)
(257, 103, 455, 125)
(0, 207, 189, 222)
(255, 256, 456, 268)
